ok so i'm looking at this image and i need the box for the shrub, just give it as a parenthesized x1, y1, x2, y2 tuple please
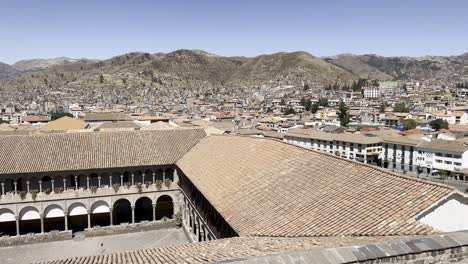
(145, 181, 152, 188)
(54, 187, 64, 194)
(125, 182, 131, 190)
(19, 191, 27, 200)
(155, 180, 163, 190)
(136, 183, 143, 194)
(161, 216, 169, 222)
(90, 186, 98, 194)
(31, 190, 39, 201)
(112, 183, 120, 193)
(164, 178, 172, 188)
(44, 188, 52, 195)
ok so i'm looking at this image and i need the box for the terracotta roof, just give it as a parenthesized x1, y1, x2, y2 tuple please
(34, 236, 403, 264)
(417, 139, 468, 153)
(381, 135, 421, 146)
(22, 115, 49, 122)
(40, 116, 88, 131)
(0, 129, 206, 175)
(177, 136, 453, 237)
(83, 113, 132, 122)
(96, 121, 141, 129)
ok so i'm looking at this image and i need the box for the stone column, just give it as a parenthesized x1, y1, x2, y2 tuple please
(64, 211, 68, 231)
(152, 204, 156, 221)
(86, 176, 90, 189)
(131, 173, 135, 186)
(98, 176, 101, 188)
(109, 176, 112, 186)
(162, 171, 166, 182)
(74, 176, 78, 190)
(63, 178, 67, 190)
(40, 214, 44, 233)
(1, 182, 4, 195)
(13, 181, 17, 194)
(87, 210, 91, 229)
(39, 180, 42, 193)
(120, 175, 124, 186)
(152, 172, 155, 184)
(195, 218, 200, 241)
(142, 173, 145, 184)
(173, 169, 179, 183)
(109, 208, 113, 226)
(26, 181, 30, 193)
(15, 216, 20, 236)
(51, 179, 55, 190)
(131, 206, 135, 224)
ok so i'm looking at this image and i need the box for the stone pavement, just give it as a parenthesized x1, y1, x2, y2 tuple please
(0, 227, 189, 264)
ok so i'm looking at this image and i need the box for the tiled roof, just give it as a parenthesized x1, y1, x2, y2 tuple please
(96, 121, 141, 129)
(417, 139, 468, 153)
(40, 116, 88, 131)
(0, 129, 206, 175)
(34, 236, 402, 264)
(22, 115, 49, 122)
(83, 113, 132, 122)
(177, 136, 454, 237)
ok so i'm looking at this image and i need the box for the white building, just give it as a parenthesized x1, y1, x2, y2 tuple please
(363, 87, 380, 99)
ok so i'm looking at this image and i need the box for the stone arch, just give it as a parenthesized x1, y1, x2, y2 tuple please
(155, 169, 163, 182)
(77, 174, 87, 189)
(91, 200, 110, 228)
(113, 198, 131, 225)
(28, 176, 40, 192)
(68, 202, 88, 232)
(155, 195, 173, 220)
(41, 176, 52, 192)
(0, 208, 16, 236)
(144, 169, 153, 184)
(135, 196, 153, 223)
(43, 204, 65, 232)
(19, 206, 41, 235)
(111, 171, 121, 186)
(134, 170, 144, 185)
(3, 178, 14, 193)
(165, 168, 174, 182)
(16, 177, 25, 191)
(101, 172, 110, 188)
(89, 173, 99, 188)
(122, 171, 130, 185)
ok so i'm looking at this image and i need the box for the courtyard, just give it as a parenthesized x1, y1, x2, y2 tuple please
(0, 227, 189, 264)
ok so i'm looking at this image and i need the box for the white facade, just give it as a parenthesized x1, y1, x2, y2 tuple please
(419, 193, 468, 232)
(363, 87, 380, 99)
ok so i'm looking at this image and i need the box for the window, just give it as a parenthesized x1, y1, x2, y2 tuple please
(444, 161, 452, 165)
(454, 155, 462, 159)
(435, 153, 442, 157)
(436, 159, 442, 163)
(445, 154, 452, 158)
(454, 162, 462, 166)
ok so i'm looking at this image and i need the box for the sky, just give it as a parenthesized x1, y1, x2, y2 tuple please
(1, 0, 467, 64)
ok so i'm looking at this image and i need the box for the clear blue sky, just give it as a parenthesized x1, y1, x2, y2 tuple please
(1, 0, 467, 64)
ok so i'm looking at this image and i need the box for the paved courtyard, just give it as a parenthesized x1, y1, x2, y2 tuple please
(0, 227, 189, 264)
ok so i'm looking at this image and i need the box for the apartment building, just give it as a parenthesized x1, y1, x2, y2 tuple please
(380, 136, 420, 175)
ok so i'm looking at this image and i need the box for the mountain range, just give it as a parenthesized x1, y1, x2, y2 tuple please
(0, 50, 467, 94)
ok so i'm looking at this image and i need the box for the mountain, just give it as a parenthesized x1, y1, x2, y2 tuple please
(326, 53, 468, 83)
(0, 62, 20, 80)
(12, 57, 92, 72)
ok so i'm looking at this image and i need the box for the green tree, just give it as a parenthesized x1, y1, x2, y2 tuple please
(301, 97, 312, 111)
(400, 119, 417, 130)
(337, 100, 350, 127)
(279, 99, 286, 106)
(379, 102, 386, 113)
(99, 74, 104, 84)
(284, 107, 296, 115)
(51, 112, 73, 120)
(318, 98, 329, 107)
(429, 119, 449, 131)
(303, 84, 310, 91)
(310, 102, 319, 114)
(393, 101, 410, 112)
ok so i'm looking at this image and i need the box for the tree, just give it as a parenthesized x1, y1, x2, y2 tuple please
(337, 100, 350, 127)
(379, 102, 386, 113)
(318, 98, 329, 107)
(303, 84, 310, 91)
(301, 97, 312, 111)
(393, 101, 410, 112)
(99, 74, 104, 84)
(284, 107, 296, 115)
(279, 99, 286, 106)
(51, 112, 73, 120)
(400, 119, 417, 130)
(429, 119, 449, 131)
(311, 102, 319, 114)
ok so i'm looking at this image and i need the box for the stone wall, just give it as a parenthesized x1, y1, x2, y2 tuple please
(0, 230, 72, 247)
(226, 231, 468, 264)
(84, 219, 178, 238)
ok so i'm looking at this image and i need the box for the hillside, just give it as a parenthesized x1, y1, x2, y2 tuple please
(12, 57, 91, 72)
(0, 62, 20, 80)
(326, 53, 468, 84)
